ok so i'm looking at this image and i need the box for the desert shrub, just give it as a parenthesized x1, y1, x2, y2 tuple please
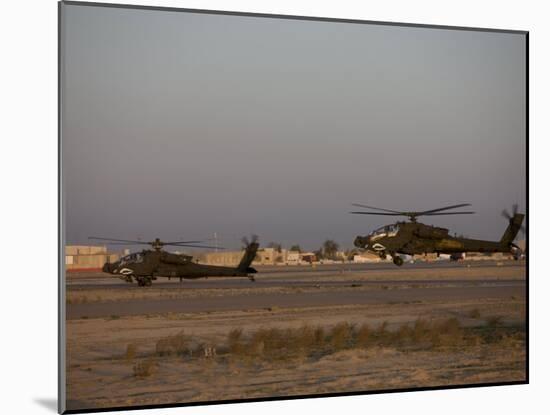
(221, 317, 521, 363)
(329, 322, 354, 352)
(251, 328, 290, 360)
(125, 344, 137, 361)
(290, 325, 327, 359)
(247, 329, 268, 358)
(431, 318, 464, 348)
(411, 319, 432, 343)
(293, 325, 316, 351)
(485, 316, 503, 328)
(227, 325, 329, 361)
(356, 324, 371, 347)
(468, 308, 481, 319)
(437, 317, 461, 334)
(227, 328, 245, 355)
(392, 322, 413, 345)
(462, 331, 483, 347)
(477, 317, 510, 344)
(313, 326, 326, 348)
(133, 359, 156, 378)
(373, 318, 467, 349)
(155, 331, 189, 357)
(371, 321, 390, 345)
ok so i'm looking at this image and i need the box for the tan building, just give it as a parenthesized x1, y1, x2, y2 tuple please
(198, 247, 285, 266)
(196, 250, 246, 267)
(286, 251, 301, 264)
(65, 245, 120, 271)
(198, 248, 319, 266)
(256, 247, 286, 265)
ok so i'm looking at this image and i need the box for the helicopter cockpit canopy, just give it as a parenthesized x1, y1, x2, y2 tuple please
(120, 252, 144, 265)
(369, 224, 400, 239)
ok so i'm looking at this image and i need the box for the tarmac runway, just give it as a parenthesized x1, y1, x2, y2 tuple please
(66, 282, 525, 320)
(67, 261, 524, 290)
(69, 278, 522, 290)
(65, 261, 526, 319)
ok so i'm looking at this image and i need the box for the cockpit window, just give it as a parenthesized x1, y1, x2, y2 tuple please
(369, 224, 399, 238)
(120, 253, 144, 264)
(385, 224, 399, 236)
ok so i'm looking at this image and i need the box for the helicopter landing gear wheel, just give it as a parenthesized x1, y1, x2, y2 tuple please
(392, 256, 404, 266)
(136, 277, 152, 287)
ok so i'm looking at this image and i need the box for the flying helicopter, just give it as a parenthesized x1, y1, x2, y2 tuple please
(350, 203, 525, 266)
(88, 235, 259, 286)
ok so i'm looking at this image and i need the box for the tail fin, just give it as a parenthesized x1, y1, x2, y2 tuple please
(500, 213, 525, 246)
(237, 242, 259, 273)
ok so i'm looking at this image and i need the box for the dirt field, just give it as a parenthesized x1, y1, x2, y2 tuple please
(65, 263, 526, 411)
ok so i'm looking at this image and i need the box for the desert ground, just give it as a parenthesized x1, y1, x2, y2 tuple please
(65, 261, 526, 411)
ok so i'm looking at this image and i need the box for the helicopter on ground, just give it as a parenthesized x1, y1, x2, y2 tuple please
(89, 236, 259, 286)
(351, 203, 525, 266)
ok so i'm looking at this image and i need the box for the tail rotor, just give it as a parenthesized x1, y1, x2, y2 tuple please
(238, 235, 259, 274)
(501, 204, 525, 235)
(241, 234, 259, 249)
(500, 204, 526, 260)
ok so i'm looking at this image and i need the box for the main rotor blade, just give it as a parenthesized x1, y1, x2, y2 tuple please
(88, 237, 149, 244)
(349, 211, 403, 216)
(163, 240, 204, 245)
(351, 204, 402, 214)
(422, 211, 475, 216)
(166, 243, 224, 249)
(418, 203, 472, 215)
(100, 242, 149, 245)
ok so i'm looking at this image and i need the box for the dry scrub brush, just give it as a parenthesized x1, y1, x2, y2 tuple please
(125, 344, 137, 361)
(155, 331, 191, 357)
(223, 317, 524, 362)
(133, 359, 156, 378)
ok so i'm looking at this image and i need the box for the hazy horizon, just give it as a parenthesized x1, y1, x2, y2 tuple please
(62, 4, 526, 251)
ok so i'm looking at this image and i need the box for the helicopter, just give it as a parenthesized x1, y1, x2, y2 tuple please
(350, 203, 525, 266)
(88, 236, 259, 286)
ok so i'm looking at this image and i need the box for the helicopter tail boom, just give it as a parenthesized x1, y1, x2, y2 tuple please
(500, 213, 525, 246)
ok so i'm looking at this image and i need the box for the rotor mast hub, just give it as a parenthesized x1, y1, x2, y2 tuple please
(152, 238, 163, 251)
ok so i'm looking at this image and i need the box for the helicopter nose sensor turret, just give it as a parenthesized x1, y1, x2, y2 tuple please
(354, 235, 369, 249)
(102, 261, 115, 273)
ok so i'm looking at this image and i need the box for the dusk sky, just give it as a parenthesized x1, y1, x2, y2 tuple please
(61, 3, 526, 251)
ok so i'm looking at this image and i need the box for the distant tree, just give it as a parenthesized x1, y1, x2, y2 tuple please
(322, 239, 340, 260)
(313, 248, 324, 260)
(267, 242, 282, 253)
(289, 244, 302, 253)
